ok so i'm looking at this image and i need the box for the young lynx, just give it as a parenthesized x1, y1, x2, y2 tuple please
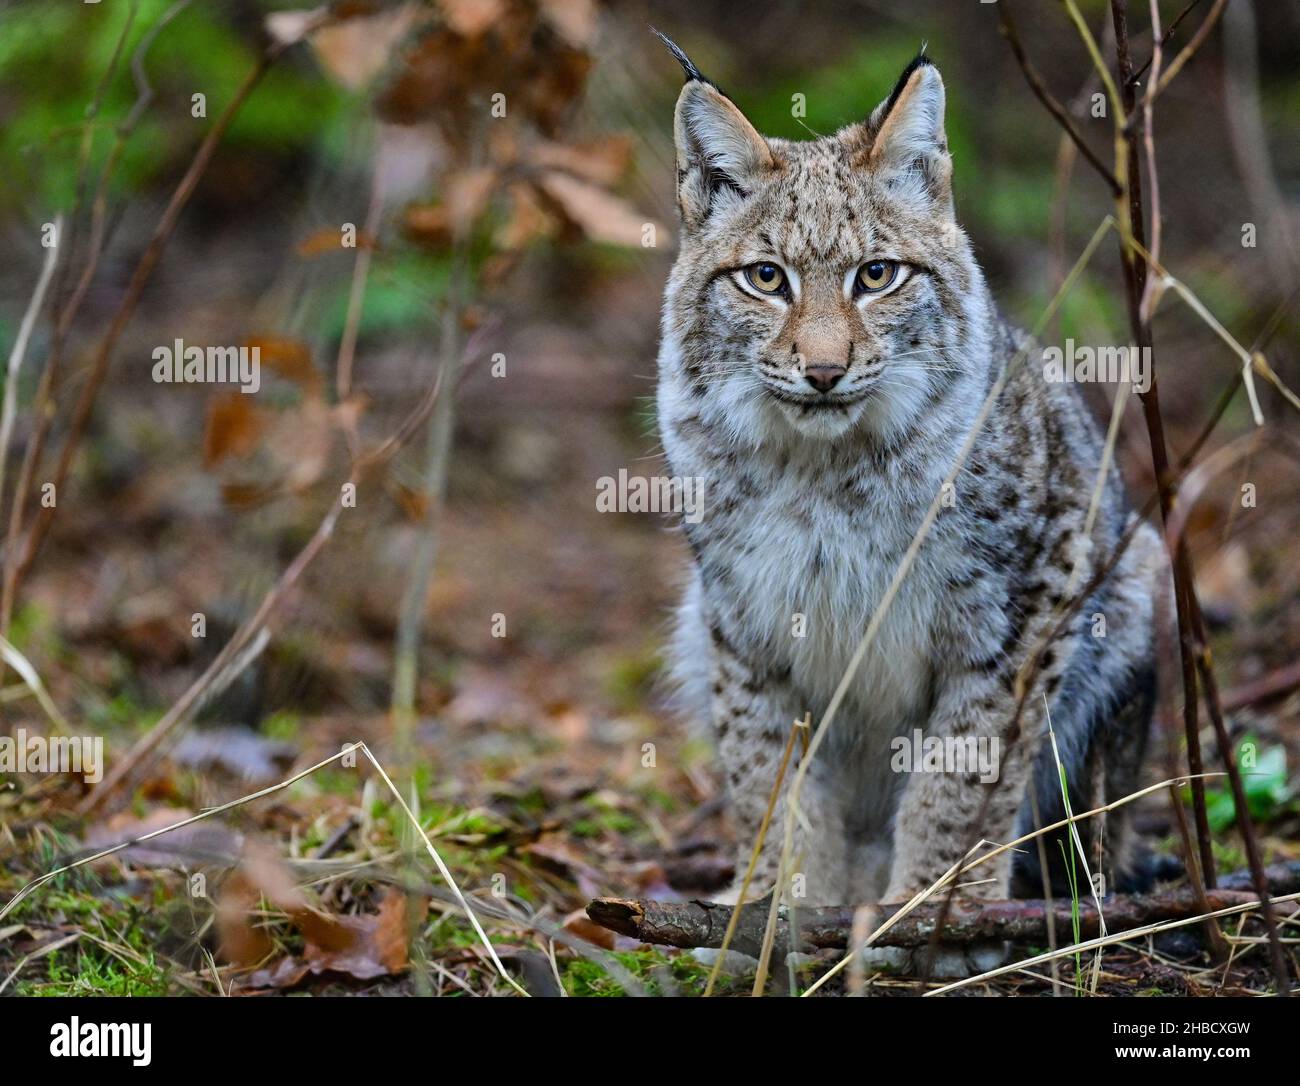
(655, 38, 1166, 914)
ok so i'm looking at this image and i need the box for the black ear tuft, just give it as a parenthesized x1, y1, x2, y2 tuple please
(878, 53, 936, 127)
(651, 28, 718, 90)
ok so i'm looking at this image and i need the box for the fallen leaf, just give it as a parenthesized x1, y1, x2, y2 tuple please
(224, 841, 424, 990)
(442, 167, 499, 236)
(216, 870, 275, 967)
(85, 808, 244, 869)
(526, 136, 631, 187)
(307, 2, 422, 89)
(296, 226, 378, 256)
(172, 728, 298, 783)
(493, 181, 552, 252)
(562, 908, 615, 949)
(203, 393, 265, 467)
(243, 335, 319, 389)
(535, 171, 654, 248)
(438, 0, 506, 38)
(264, 5, 330, 47)
(538, 0, 599, 47)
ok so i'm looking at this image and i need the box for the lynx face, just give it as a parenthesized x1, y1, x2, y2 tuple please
(662, 54, 990, 445)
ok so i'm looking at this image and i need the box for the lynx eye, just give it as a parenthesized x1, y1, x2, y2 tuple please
(744, 261, 787, 295)
(855, 259, 898, 294)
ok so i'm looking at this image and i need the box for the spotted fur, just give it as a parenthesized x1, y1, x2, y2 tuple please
(655, 44, 1166, 908)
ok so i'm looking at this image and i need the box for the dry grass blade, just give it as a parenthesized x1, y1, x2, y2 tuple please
(0, 632, 73, 735)
(702, 714, 806, 997)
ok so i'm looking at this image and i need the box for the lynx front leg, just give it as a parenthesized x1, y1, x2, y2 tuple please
(884, 680, 1046, 904)
(710, 642, 848, 907)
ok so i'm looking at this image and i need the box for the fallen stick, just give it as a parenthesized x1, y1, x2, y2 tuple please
(586, 862, 1300, 958)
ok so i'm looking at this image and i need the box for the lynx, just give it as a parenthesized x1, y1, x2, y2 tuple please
(654, 37, 1167, 926)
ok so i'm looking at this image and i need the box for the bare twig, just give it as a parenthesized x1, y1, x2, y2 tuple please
(588, 863, 1300, 958)
(13, 36, 291, 602)
(998, 3, 1122, 195)
(1129, 0, 1205, 85)
(0, 219, 62, 513)
(1149, 0, 1229, 101)
(1104, 0, 1289, 993)
(1221, 661, 1300, 712)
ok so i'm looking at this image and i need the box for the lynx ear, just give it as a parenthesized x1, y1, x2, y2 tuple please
(863, 56, 952, 212)
(658, 32, 775, 229)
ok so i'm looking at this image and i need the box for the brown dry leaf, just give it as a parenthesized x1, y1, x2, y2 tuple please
(306, 2, 423, 89)
(296, 226, 377, 257)
(216, 870, 275, 967)
(376, 26, 479, 126)
(494, 181, 553, 251)
(526, 135, 632, 187)
(203, 393, 265, 467)
(1198, 540, 1256, 625)
(405, 171, 498, 247)
(443, 167, 499, 237)
(85, 807, 244, 869)
(244, 335, 319, 390)
(391, 481, 430, 521)
(223, 837, 353, 962)
(269, 396, 336, 493)
(304, 889, 415, 977)
(237, 886, 422, 990)
(264, 6, 330, 47)
(562, 908, 616, 950)
(438, 0, 506, 38)
(519, 44, 593, 136)
(535, 170, 653, 248)
(405, 203, 451, 249)
(538, 0, 598, 47)
(220, 481, 277, 509)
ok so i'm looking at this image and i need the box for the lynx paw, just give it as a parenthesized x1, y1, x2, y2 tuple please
(919, 939, 1011, 979)
(857, 940, 1010, 979)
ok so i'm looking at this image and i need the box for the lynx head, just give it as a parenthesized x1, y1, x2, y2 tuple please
(658, 35, 989, 445)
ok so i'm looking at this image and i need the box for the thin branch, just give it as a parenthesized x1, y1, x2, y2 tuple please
(1152, 0, 1229, 98)
(588, 863, 1300, 957)
(1107, 0, 1289, 994)
(998, 2, 1122, 195)
(0, 219, 62, 513)
(928, 888, 1300, 997)
(13, 36, 292, 599)
(1128, 0, 1205, 85)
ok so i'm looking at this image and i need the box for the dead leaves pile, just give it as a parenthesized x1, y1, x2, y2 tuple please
(278, 0, 657, 279)
(217, 840, 425, 992)
(221, 0, 652, 509)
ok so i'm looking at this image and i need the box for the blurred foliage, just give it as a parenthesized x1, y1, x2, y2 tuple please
(1184, 737, 1293, 832)
(0, 0, 350, 211)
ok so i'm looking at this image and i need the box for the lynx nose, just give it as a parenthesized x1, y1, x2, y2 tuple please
(804, 365, 846, 393)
